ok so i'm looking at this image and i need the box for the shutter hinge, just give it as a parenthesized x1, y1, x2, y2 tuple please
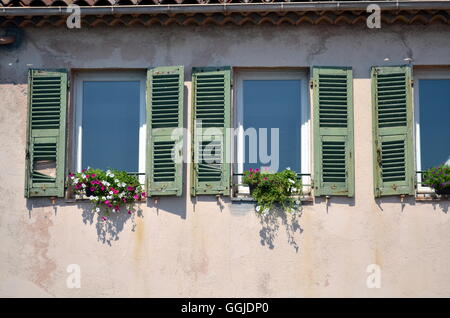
(309, 80, 314, 89)
(410, 79, 414, 87)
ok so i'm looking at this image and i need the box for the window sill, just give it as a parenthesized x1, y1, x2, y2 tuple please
(64, 196, 147, 203)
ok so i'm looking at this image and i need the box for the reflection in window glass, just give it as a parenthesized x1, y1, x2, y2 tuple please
(82, 81, 140, 172)
(419, 79, 450, 170)
(243, 80, 301, 172)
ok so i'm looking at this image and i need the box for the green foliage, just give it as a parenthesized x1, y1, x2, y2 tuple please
(68, 168, 145, 218)
(422, 165, 450, 191)
(243, 168, 302, 214)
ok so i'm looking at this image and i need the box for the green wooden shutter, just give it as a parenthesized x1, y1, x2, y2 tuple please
(146, 66, 184, 197)
(25, 69, 68, 198)
(372, 66, 414, 197)
(313, 67, 354, 197)
(191, 67, 231, 196)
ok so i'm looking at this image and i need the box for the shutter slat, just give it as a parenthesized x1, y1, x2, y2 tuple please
(313, 67, 354, 197)
(192, 67, 231, 196)
(372, 66, 414, 197)
(25, 69, 67, 198)
(146, 66, 184, 197)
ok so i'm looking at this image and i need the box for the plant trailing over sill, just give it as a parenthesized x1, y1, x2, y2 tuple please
(243, 168, 302, 215)
(68, 168, 146, 220)
(422, 164, 450, 195)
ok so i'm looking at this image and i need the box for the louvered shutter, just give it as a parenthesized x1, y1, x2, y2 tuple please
(146, 66, 184, 196)
(372, 66, 414, 197)
(313, 67, 354, 197)
(191, 67, 231, 196)
(25, 69, 67, 198)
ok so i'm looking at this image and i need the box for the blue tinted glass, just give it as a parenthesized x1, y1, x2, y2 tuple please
(419, 79, 450, 170)
(243, 80, 301, 172)
(82, 81, 140, 172)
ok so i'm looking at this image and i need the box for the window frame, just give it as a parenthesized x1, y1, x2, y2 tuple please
(73, 70, 147, 184)
(413, 68, 450, 193)
(234, 69, 311, 195)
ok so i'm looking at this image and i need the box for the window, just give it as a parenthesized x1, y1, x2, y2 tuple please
(414, 69, 450, 192)
(235, 70, 311, 194)
(74, 71, 146, 183)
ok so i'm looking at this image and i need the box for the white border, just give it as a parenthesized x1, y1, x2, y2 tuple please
(73, 70, 147, 184)
(234, 69, 311, 194)
(413, 68, 450, 193)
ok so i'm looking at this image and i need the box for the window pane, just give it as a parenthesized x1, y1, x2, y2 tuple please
(419, 79, 450, 170)
(243, 80, 301, 172)
(82, 81, 140, 172)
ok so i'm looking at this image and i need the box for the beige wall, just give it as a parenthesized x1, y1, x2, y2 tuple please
(0, 24, 450, 297)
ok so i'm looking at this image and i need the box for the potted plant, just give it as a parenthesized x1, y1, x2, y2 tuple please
(242, 168, 302, 214)
(68, 168, 146, 219)
(422, 164, 450, 195)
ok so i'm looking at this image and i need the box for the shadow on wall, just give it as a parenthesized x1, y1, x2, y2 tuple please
(258, 208, 303, 252)
(26, 198, 144, 246)
(79, 202, 144, 246)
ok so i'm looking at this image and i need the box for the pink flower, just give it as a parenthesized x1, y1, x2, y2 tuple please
(114, 205, 120, 211)
(133, 194, 140, 200)
(90, 187, 95, 192)
(255, 168, 260, 172)
(91, 174, 96, 177)
(127, 186, 134, 191)
(141, 192, 146, 197)
(122, 198, 127, 203)
(101, 186, 105, 191)
(128, 210, 132, 215)
(102, 216, 107, 221)
(249, 168, 254, 172)
(69, 173, 75, 177)
(86, 174, 90, 178)
(264, 177, 268, 181)
(82, 169, 87, 172)
(108, 204, 113, 208)
(104, 200, 110, 205)
(75, 184, 82, 189)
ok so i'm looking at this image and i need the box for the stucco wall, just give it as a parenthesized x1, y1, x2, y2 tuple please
(0, 24, 450, 297)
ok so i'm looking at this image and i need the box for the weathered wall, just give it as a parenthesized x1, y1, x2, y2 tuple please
(0, 24, 450, 297)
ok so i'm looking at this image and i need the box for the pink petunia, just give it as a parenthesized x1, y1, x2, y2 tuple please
(255, 168, 260, 172)
(127, 186, 134, 191)
(128, 210, 132, 215)
(133, 194, 140, 200)
(141, 192, 146, 197)
(264, 177, 268, 181)
(69, 173, 75, 177)
(101, 186, 105, 191)
(249, 168, 254, 172)
(91, 174, 96, 177)
(102, 216, 107, 221)
(104, 200, 110, 205)
(90, 187, 96, 192)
